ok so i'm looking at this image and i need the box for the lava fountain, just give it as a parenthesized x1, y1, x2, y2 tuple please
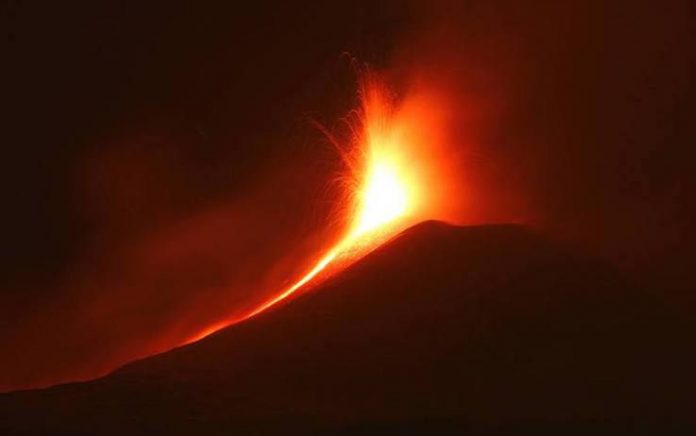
(186, 73, 452, 343)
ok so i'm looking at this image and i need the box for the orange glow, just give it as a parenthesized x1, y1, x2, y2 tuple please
(352, 161, 408, 236)
(246, 249, 338, 318)
(186, 73, 453, 344)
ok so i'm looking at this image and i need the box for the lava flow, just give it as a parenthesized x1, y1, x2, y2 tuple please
(186, 74, 448, 344)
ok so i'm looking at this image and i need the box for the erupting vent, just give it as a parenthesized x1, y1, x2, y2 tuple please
(186, 74, 449, 343)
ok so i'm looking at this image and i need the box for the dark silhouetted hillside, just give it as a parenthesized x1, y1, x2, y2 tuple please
(1, 221, 693, 434)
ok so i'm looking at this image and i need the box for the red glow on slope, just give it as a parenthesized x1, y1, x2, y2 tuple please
(186, 74, 454, 344)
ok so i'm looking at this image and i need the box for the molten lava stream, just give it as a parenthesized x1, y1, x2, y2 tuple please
(186, 76, 436, 344)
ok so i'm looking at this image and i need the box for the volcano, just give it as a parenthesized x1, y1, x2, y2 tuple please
(1, 221, 693, 434)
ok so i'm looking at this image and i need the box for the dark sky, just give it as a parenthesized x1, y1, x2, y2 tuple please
(1, 0, 406, 292)
(1, 0, 694, 391)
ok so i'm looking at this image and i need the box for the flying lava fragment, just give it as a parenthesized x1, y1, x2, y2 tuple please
(186, 73, 451, 343)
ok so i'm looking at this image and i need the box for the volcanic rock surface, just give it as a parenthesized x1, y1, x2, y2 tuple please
(1, 221, 693, 434)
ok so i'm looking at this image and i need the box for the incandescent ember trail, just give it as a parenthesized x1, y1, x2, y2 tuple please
(186, 74, 442, 344)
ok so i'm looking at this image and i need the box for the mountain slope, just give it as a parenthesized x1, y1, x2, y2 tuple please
(1, 221, 693, 434)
